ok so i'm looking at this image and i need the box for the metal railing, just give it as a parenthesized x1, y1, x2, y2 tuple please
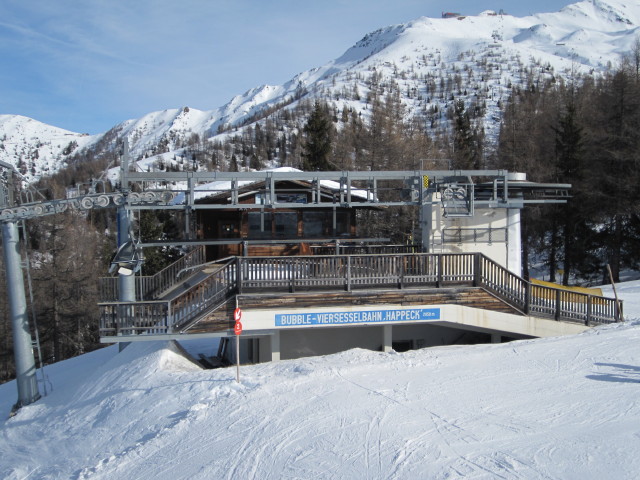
(478, 255, 622, 325)
(311, 244, 422, 255)
(99, 258, 236, 337)
(238, 253, 477, 293)
(238, 253, 621, 325)
(99, 246, 207, 301)
(99, 252, 622, 338)
(98, 301, 171, 336)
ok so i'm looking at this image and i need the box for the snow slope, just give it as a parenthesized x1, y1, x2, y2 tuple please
(0, 280, 639, 479)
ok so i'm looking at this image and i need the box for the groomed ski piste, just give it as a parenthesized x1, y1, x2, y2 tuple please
(1, 281, 639, 479)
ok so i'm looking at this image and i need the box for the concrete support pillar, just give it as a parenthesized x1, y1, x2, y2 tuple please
(117, 207, 134, 352)
(117, 207, 136, 302)
(506, 173, 526, 277)
(491, 333, 502, 344)
(383, 325, 393, 353)
(271, 331, 281, 362)
(2, 221, 40, 408)
(507, 208, 522, 276)
(251, 338, 259, 363)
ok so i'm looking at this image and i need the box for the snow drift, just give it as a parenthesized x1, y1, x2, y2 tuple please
(1, 281, 639, 479)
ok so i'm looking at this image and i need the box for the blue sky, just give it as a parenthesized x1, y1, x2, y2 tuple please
(0, 0, 576, 134)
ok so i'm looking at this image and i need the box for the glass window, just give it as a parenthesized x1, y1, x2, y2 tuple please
(276, 193, 307, 204)
(303, 211, 328, 238)
(220, 222, 239, 238)
(335, 212, 351, 236)
(248, 212, 272, 239)
(275, 212, 298, 238)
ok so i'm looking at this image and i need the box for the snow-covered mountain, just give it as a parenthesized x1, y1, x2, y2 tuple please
(1, 0, 639, 182)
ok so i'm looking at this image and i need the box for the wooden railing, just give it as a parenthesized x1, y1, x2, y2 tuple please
(238, 253, 621, 325)
(99, 252, 622, 338)
(477, 255, 622, 325)
(99, 246, 207, 301)
(238, 253, 477, 293)
(99, 258, 236, 337)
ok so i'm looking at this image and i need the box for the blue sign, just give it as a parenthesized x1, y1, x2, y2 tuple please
(275, 308, 440, 327)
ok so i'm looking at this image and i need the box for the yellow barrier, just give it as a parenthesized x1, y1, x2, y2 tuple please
(531, 278, 607, 305)
(531, 278, 603, 296)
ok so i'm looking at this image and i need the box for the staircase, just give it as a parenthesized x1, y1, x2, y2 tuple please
(99, 246, 208, 302)
(99, 246, 237, 336)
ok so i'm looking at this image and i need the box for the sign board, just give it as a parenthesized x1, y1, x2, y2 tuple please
(234, 307, 242, 322)
(275, 307, 440, 327)
(234, 321, 243, 335)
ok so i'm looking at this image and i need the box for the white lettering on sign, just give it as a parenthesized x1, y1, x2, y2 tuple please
(275, 308, 440, 327)
(277, 314, 314, 326)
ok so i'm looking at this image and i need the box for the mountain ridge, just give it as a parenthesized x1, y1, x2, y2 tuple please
(1, 0, 638, 182)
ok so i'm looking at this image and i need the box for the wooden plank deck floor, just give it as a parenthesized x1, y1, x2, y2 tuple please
(184, 287, 520, 334)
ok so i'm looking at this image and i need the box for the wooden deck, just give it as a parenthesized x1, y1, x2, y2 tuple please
(98, 252, 623, 339)
(184, 288, 521, 334)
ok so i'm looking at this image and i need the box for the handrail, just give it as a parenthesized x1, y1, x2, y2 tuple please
(476, 255, 622, 325)
(168, 259, 237, 332)
(99, 245, 207, 301)
(237, 253, 620, 325)
(99, 252, 622, 338)
(99, 258, 236, 336)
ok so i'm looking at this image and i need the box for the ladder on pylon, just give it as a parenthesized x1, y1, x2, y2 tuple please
(18, 220, 51, 396)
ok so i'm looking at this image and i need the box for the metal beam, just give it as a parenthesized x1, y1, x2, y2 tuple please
(0, 170, 571, 222)
(137, 237, 390, 248)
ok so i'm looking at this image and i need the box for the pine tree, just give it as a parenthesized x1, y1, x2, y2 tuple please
(452, 99, 483, 169)
(588, 63, 640, 281)
(137, 210, 181, 276)
(302, 101, 334, 171)
(554, 101, 597, 284)
(229, 154, 239, 172)
(30, 212, 104, 362)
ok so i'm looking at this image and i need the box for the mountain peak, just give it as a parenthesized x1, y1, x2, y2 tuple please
(2, 0, 639, 181)
(561, 0, 639, 25)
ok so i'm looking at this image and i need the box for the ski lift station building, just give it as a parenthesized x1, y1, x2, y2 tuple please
(0, 163, 623, 388)
(90, 167, 622, 366)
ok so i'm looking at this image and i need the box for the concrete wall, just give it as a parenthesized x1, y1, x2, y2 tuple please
(280, 326, 384, 360)
(429, 196, 522, 275)
(242, 303, 589, 363)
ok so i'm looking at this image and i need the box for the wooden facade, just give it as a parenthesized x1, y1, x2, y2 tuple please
(195, 179, 362, 260)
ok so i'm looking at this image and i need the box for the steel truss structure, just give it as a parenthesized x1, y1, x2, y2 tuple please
(1, 169, 570, 223)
